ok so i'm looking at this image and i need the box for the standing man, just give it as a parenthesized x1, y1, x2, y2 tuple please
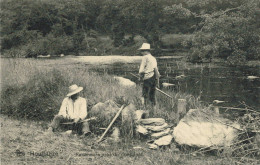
(139, 43, 160, 108)
(47, 84, 91, 136)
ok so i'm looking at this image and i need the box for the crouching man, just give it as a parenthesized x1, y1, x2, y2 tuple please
(47, 84, 91, 136)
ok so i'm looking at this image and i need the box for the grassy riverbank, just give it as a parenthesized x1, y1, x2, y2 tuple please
(1, 58, 258, 164)
(1, 58, 201, 122)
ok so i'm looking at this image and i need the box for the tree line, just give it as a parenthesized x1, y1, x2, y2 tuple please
(1, 0, 259, 64)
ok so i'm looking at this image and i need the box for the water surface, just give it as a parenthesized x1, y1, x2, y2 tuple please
(87, 57, 260, 110)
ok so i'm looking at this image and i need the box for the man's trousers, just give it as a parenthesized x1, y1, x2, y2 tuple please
(142, 75, 156, 107)
(50, 115, 90, 135)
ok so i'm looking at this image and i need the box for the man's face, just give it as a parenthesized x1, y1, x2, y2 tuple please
(70, 93, 79, 100)
(140, 50, 149, 55)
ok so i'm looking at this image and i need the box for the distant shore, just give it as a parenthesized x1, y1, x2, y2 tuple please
(67, 55, 183, 65)
(62, 55, 260, 67)
(70, 55, 143, 64)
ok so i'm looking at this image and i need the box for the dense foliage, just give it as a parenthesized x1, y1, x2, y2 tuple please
(1, 0, 259, 64)
(184, 0, 260, 64)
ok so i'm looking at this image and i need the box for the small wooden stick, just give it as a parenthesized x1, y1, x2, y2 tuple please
(61, 117, 97, 125)
(218, 106, 260, 114)
(97, 105, 126, 143)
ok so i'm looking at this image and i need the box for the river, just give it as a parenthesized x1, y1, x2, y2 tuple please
(81, 57, 260, 110)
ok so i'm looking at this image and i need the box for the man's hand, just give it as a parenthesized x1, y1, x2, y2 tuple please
(139, 73, 145, 81)
(74, 118, 80, 123)
(156, 78, 160, 88)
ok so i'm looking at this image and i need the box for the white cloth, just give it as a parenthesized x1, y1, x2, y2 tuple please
(58, 97, 87, 120)
(139, 54, 159, 80)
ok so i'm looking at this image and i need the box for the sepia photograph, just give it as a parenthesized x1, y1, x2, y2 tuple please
(0, 0, 259, 164)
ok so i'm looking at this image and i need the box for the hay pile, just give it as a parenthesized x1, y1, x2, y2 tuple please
(88, 100, 120, 134)
(89, 100, 119, 126)
(89, 101, 137, 137)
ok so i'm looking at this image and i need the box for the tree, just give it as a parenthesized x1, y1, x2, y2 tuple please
(162, 3, 201, 33)
(97, 0, 164, 47)
(186, 0, 260, 63)
(120, 0, 163, 48)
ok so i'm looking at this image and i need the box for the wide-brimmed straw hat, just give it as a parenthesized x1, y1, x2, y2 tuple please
(138, 43, 150, 50)
(67, 84, 83, 97)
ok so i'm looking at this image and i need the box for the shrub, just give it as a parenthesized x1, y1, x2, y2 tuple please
(2, 35, 75, 57)
(161, 34, 194, 49)
(36, 34, 74, 56)
(227, 50, 247, 66)
(1, 69, 67, 120)
(187, 48, 203, 63)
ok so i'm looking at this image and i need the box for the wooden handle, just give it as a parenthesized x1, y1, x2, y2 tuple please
(155, 88, 173, 99)
(97, 104, 126, 143)
(61, 117, 97, 125)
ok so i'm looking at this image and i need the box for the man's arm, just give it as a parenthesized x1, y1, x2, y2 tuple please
(154, 67, 160, 88)
(58, 98, 68, 118)
(139, 56, 146, 74)
(139, 56, 146, 80)
(78, 98, 87, 120)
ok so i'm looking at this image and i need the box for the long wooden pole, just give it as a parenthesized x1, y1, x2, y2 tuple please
(155, 88, 173, 99)
(97, 105, 126, 143)
(130, 72, 173, 99)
